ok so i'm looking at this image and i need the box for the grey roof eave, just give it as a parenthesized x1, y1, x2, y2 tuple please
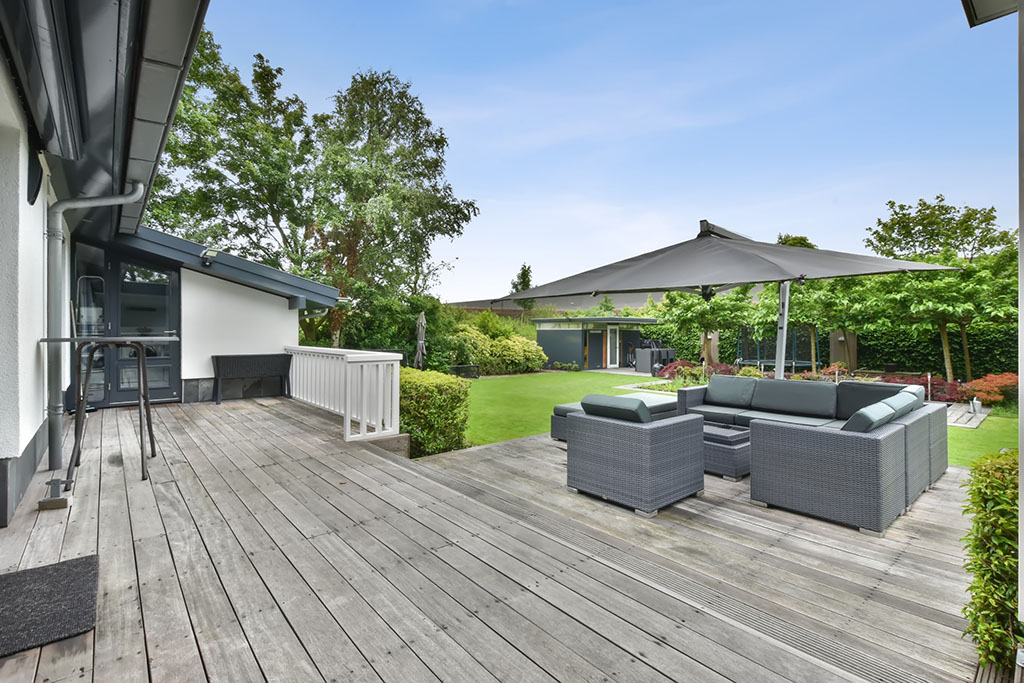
(531, 317, 660, 325)
(111, 228, 339, 308)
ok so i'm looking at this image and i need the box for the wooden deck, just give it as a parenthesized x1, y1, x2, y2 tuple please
(0, 398, 974, 682)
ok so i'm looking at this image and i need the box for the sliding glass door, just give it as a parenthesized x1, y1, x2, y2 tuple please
(72, 246, 181, 406)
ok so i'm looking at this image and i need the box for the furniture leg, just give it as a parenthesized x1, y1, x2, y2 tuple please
(134, 345, 148, 481)
(138, 343, 157, 461)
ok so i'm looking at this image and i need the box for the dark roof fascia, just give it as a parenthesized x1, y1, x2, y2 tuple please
(109, 228, 339, 308)
(531, 317, 660, 325)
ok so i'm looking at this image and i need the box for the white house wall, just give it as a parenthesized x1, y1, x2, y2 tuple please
(0, 57, 62, 462)
(180, 269, 298, 380)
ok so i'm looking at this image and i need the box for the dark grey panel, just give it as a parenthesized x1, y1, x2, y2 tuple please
(537, 330, 584, 369)
(0, 419, 48, 527)
(586, 331, 604, 369)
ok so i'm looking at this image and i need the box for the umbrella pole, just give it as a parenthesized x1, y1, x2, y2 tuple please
(774, 281, 791, 379)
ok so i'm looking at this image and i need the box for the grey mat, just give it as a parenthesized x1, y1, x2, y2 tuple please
(0, 555, 98, 658)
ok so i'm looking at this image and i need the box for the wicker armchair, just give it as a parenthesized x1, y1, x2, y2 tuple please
(566, 412, 704, 517)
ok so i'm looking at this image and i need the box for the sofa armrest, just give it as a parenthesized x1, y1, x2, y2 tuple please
(749, 419, 906, 533)
(677, 386, 708, 415)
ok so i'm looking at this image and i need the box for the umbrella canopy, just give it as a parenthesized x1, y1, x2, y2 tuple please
(414, 311, 426, 370)
(503, 220, 955, 376)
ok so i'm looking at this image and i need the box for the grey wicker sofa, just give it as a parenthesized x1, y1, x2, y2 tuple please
(566, 395, 704, 517)
(551, 391, 678, 441)
(678, 376, 948, 533)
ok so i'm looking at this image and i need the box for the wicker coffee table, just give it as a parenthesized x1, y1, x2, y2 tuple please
(704, 423, 750, 481)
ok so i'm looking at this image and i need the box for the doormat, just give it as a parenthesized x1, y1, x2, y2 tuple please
(0, 555, 98, 658)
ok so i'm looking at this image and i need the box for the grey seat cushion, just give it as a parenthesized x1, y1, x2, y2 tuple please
(617, 392, 679, 414)
(821, 419, 848, 429)
(553, 401, 583, 417)
(581, 394, 652, 423)
(689, 404, 748, 425)
(836, 381, 905, 419)
(841, 402, 897, 432)
(749, 379, 837, 419)
(736, 410, 836, 428)
(900, 385, 926, 410)
(881, 392, 918, 419)
(705, 375, 758, 408)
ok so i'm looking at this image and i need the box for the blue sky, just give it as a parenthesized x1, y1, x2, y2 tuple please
(205, 1, 1017, 302)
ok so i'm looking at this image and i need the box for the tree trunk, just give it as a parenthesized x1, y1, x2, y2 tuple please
(937, 321, 954, 383)
(958, 322, 973, 382)
(808, 324, 817, 372)
(702, 332, 713, 366)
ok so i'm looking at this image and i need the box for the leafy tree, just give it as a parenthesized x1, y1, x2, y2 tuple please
(777, 233, 817, 249)
(660, 287, 752, 363)
(312, 70, 479, 337)
(510, 263, 535, 317)
(151, 31, 478, 349)
(865, 195, 1015, 263)
(150, 30, 318, 277)
(866, 197, 1018, 380)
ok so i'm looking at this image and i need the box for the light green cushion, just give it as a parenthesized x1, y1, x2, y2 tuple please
(836, 381, 904, 419)
(880, 392, 918, 419)
(704, 375, 758, 408)
(821, 419, 848, 429)
(735, 410, 835, 428)
(900, 385, 925, 410)
(581, 394, 652, 423)
(840, 402, 896, 432)
(689, 404, 747, 425)
(749, 379, 837, 419)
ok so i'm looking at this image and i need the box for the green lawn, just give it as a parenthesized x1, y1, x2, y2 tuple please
(948, 416, 1019, 467)
(466, 372, 644, 445)
(466, 373, 1021, 466)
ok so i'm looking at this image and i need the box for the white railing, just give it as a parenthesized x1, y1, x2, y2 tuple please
(285, 346, 402, 442)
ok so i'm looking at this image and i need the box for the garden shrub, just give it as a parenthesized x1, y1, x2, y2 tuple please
(707, 362, 734, 376)
(960, 373, 1019, 406)
(399, 367, 470, 457)
(473, 310, 515, 339)
(658, 359, 695, 378)
(962, 450, 1022, 669)
(880, 374, 961, 402)
(737, 366, 763, 378)
(552, 361, 580, 371)
(487, 335, 547, 374)
(450, 324, 546, 375)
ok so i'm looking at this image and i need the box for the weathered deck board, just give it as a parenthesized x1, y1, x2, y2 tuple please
(0, 399, 978, 682)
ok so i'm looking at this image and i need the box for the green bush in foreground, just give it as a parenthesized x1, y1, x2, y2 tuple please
(963, 449, 1022, 668)
(399, 367, 470, 457)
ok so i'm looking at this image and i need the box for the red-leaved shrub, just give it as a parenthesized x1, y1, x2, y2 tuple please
(657, 359, 695, 378)
(880, 374, 961, 403)
(960, 373, 1019, 405)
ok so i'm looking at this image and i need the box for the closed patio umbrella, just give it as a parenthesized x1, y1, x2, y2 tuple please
(502, 220, 954, 376)
(414, 311, 426, 370)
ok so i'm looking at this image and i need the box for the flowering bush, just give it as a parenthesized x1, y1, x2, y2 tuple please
(880, 374, 960, 402)
(959, 373, 1018, 405)
(657, 359, 695, 378)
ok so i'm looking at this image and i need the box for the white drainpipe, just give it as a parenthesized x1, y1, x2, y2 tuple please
(46, 182, 145, 470)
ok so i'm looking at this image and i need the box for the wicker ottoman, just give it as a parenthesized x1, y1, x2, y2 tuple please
(703, 424, 750, 480)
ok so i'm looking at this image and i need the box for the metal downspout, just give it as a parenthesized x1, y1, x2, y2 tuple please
(46, 182, 146, 470)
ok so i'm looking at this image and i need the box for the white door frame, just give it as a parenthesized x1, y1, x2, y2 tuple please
(607, 325, 619, 368)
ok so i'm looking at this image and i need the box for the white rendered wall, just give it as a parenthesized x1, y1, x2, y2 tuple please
(180, 269, 299, 379)
(0, 59, 59, 459)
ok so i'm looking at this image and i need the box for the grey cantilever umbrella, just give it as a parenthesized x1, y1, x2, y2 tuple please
(502, 220, 955, 376)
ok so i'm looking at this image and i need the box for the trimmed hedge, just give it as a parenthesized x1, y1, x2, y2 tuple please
(858, 322, 1018, 379)
(399, 367, 470, 458)
(963, 450, 1022, 668)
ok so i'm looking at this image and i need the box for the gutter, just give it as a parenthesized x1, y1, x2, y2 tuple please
(46, 183, 145, 470)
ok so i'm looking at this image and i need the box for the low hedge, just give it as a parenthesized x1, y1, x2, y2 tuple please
(962, 449, 1022, 669)
(399, 367, 470, 458)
